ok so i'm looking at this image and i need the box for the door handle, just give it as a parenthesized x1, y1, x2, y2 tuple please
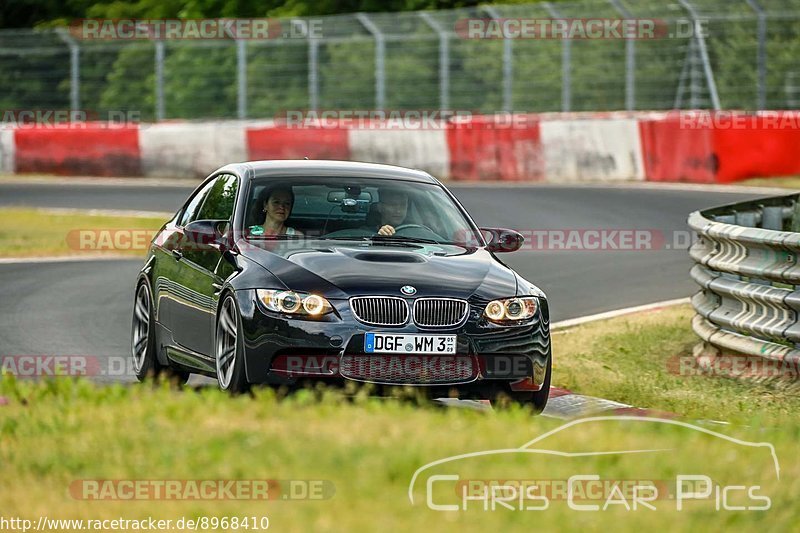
(171, 249, 183, 260)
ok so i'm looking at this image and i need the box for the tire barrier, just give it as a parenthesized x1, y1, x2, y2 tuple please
(689, 194, 800, 374)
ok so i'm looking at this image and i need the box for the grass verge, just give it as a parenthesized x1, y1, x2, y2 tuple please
(1, 304, 799, 530)
(736, 176, 800, 189)
(552, 304, 800, 422)
(0, 207, 165, 257)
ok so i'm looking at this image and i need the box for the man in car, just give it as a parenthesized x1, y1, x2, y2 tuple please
(375, 187, 409, 236)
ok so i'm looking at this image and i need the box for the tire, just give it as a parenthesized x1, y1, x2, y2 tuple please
(215, 294, 250, 394)
(131, 280, 191, 385)
(131, 280, 161, 381)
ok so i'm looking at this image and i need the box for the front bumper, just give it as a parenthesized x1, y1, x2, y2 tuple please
(235, 289, 551, 388)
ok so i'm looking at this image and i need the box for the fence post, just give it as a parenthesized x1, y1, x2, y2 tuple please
(674, 38, 695, 109)
(55, 29, 80, 113)
(155, 40, 165, 121)
(483, 6, 513, 112)
(308, 38, 319, 111)
(746, 0, 767, 110)
(418, 12, 450, 112)
(677, 0, 721, 110)
(356, 13, 386, 110)
(608, 0, 636, 111)
(543, 2, 571, 112)
(237, 39, 247, 119)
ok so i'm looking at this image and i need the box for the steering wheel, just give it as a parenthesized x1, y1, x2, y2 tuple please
(393, 223, 434, 233)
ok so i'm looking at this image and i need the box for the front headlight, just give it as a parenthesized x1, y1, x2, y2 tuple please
(484, 297, 538, 323)
(256, 289, 333, 316)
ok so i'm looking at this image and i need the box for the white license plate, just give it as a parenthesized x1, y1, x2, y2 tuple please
(364, 333, 456, 354)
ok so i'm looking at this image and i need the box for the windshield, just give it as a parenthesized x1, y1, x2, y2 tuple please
(242, 177, 483, 246)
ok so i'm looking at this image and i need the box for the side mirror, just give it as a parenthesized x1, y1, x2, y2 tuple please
(481, 228, 524, 253)
(184, 219, 228, 250)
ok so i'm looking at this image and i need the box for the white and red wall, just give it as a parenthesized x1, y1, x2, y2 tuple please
(3, 111, 800, 183)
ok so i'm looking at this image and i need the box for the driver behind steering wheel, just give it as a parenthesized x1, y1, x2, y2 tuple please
(375, 188, 409, 236)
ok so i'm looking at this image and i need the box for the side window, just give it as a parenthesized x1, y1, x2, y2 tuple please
(195, 174, 239, 222)
(179, 179, 216, 227)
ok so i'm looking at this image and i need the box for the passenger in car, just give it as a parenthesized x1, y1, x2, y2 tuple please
(250, 186, 303, 237)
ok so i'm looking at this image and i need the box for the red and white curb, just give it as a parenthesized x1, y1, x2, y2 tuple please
(541, 387, 675, 420)
(433, 387, 674, 419)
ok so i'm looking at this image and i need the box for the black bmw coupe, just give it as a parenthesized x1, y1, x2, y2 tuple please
(132, 161, 551, 409)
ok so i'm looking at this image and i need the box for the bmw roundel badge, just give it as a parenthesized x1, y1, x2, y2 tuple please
(400, 285, 417, 296)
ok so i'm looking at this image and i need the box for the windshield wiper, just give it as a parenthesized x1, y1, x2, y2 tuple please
(247, 234, 302, 240)
(373, 235, 441, 245)
(316, 236, 428, 247)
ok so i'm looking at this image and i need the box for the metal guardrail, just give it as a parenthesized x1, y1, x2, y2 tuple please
(689, 194, 800, 369)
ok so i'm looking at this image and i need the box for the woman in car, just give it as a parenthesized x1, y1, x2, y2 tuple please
(249, 186, 303, 237)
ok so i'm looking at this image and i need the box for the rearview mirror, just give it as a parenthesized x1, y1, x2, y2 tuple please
(327, 190, 373, 203)
(481, 228, 524, 253)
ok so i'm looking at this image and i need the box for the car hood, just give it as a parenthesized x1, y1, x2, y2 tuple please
(241, 239, 518, 300)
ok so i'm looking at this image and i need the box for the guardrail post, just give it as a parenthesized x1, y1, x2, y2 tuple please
(792, 201, 800, 233)
(762, 206, 783, 231)
(418, 12, 450, 112)
(736, 211, 757, 228)
(543, 2, 571, 112)
(356, 13, 386, 110)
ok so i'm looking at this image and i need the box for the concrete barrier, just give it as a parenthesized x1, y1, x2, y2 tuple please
(139, 122, 248, 178)
(348, 128, 449, 178)
(540, 118, 645, 182)
(14, 125, 140, 176)
(446, 116, 544, 181)
(247, 124, 349, 161)
(2, 112, 799, 183)
(0, 130, 14, 173)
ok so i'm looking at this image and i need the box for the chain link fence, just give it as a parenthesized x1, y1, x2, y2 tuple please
(1, 0, 799, 121)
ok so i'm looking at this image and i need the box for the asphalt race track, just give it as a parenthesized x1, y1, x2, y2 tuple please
(0, 180, 776, 383)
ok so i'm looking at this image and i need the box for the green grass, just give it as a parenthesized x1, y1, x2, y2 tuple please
(0, 208, 166, 257)
(551, 305, 800, 422)
(736, 176, 800, 189)
(2, 305, 799, 530)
